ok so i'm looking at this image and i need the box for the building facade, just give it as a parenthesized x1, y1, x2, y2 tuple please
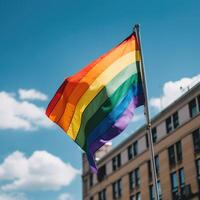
(82, 83, 200, 200)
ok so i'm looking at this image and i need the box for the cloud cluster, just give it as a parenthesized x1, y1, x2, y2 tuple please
(0, 89, 52, 131)
(150, 74, 200, 111)
(18, 89, 48, 101)
(0, 192, 27, 200)
(0, 151, 80, 191)
(57, 193, 73, 200)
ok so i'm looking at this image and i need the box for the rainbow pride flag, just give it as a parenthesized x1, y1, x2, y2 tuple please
(46, 32, 144, 172)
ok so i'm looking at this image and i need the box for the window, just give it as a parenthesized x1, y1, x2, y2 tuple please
(198, 95, 200, 112)
(168, 141, 182, 167)
(112, 179, 122, 199)
(98, 189, 106, 200)
(178, 168, 185, 188)
(112, 154, 121, 171)
(193, 129, 200, 153)
(166, 112, 179, 134)
(170, 169, 186, 200)
(172, 112, 179, 129)
(176, 141, 182, 162)
(171, 172, 178, 199)
(97, 165, 106, 182)
(196, 159, 200, 187)
(166, 117, 172, 133)
(152, 127, 157, 143)
(130, 192, 141, 200)
(155, 155, 160, 175)
(189, 98, 197, 118)
(89, 173, 93, 187)
(128, 141, 138, 160)
(168, 145, 176, 167)
(149, 184, 154, 200)
(129, 168, 140, 190)
(157, 181, 162, 199)
(148, 160, 152, 182)
(149, 181, 162, 200)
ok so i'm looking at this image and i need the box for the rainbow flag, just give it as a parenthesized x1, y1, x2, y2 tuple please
(46, 32, 144, 172)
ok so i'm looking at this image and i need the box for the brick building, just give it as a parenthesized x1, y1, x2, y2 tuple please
(82, 83, 200, 200)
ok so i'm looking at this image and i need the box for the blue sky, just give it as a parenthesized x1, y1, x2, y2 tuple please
(0, 0, 200, 199)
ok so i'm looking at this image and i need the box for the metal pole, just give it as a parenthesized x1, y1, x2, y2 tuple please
(134, 24, 160, 200)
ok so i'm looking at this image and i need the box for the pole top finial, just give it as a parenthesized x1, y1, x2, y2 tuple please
(133, 24, 140, 33)
(134, 24, 140, 28)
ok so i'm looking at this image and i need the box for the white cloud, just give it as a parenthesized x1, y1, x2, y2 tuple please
(18, 89, 48, 101)
(150, 74, 200, 111)
(0, 192, 26, 200)
(132, 114, 144, 122)
(0, 151, 80, 191)
(0, 91, 52, 131)
(57, 193, 73, 200)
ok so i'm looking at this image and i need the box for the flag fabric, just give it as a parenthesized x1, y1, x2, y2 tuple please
(46, 32, 144, 172)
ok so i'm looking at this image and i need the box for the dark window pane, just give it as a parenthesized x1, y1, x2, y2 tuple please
(196, 159, 200, 188)
(98, 189, 106, 200)
(155, 155, 160, 175)
(189, 98, 197, 118)
(157, 180, 162, 200)
(176, 141, 182, 162)
(97, 165, 106, 182)
(168, 145, 176, 167)
(129, 171, 135, 190)
(112, 179, 122, 199)
(193, 129, 200, 153)
(135, 168, 140, 187)
(171, 172, 178, 189)
(178, 168, 185, 187)
(148, 160, 152, 182)
(171, 172, 178, 199)
(117, 154, 121, 168)
(149, 182, 162, 200)
(129, 168, 140, 190)
(152, 127, 157, 143)
(112, 157, 117, 171)
(136, 192, 141, 200)
(130, 195, 134, 200)
(173, 112, 179, 129)
(128, 145, 133, 160)
(133, 141, 138, 156)
(128, 141, 138, 160)
(166, 117, 172, 133)
(149, 185, 155, 200)
(112, 154, 121, 171)
(118, 179, 122, 197)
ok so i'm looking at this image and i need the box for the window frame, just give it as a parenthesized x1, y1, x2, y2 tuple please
(172, 111, 179, 129)
(189, 98, 197, 118)
(193, 129, 200, 153)
(166, 116, 173, 133)
(175, 141, 182, 162)
(168, 145, 176, 167)
(152, 127, 157, 143)
(112, 179, 122, 199)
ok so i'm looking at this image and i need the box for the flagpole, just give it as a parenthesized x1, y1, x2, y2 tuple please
(134, 24, 160, 200)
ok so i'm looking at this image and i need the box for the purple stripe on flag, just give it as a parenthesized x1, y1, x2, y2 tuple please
(86, 94, 144, 173)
